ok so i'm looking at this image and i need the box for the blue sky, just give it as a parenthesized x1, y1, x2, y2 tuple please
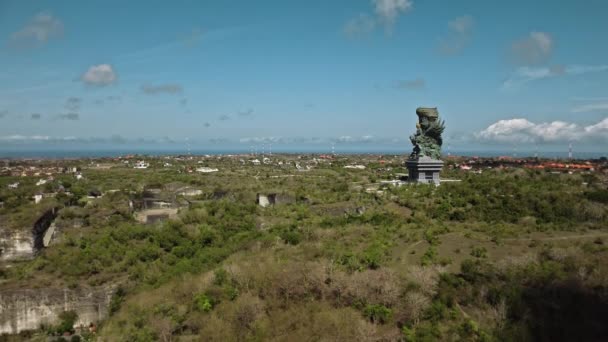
(1, 0, 607, 153)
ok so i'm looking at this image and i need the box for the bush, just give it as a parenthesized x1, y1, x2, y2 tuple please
(470, 247, 488, 258)
(421, 247, 438, 266)
(461, 259, 483, 283)
(110, 287, 126, 315)
(193, 293, 214, 312)
(55, 310, 78, 335)
(360, 244, 387, 269)
(280, 230, 302, 245)
(363, 304, 392, 324)
(584, 190, 608, 204)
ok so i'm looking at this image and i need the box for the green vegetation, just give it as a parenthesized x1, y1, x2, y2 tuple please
(0, 155, 607, 340)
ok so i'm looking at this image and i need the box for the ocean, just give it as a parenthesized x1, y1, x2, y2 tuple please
(0, 146, 606, 160)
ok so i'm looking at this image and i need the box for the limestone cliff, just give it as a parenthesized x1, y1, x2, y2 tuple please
(0, 286, 114, 334)
(0, 207, 59, 262)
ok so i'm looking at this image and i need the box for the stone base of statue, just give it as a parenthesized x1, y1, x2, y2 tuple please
(406, 156, 443, 185)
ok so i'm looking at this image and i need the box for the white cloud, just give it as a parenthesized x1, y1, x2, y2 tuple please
(343, 0, 412, 37)
(343, 14, 376, 38)
(373, 0, 413, 26)
(80, 64, 117, 86)
(503, 64, 608, 89)
(567, 65, 608, 75)
(572, 103, 608, 113)
(0, 135, 51, 141)
(438, 15, 474, 55)
(238, 136, 379, 145)
(476, 117, 608, 144)
(510, 31, 553, 65)
(240, 136, 282, 144)
(584, 118, 608, 136)
(10, 12, 64, 46)
(335, 135, 375, 143)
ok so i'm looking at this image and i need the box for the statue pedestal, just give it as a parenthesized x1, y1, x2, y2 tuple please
(406, 156, 443, 185)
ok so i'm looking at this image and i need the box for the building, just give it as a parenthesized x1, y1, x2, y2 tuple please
(196, 167, 219, 173)
(134, 161, 149, 169)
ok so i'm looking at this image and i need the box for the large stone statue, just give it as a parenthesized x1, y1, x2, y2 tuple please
(409, 107, 445, 160)
(406, 107, 445, 185)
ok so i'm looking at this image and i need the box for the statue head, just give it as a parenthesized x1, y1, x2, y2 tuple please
(416, 107, 439, 121)
(415, 107, 438, 130)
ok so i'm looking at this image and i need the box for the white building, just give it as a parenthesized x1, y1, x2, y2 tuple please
(134, 161, 149, 169)
(344, 165, 366, 170)
(196, 167, 219, 173)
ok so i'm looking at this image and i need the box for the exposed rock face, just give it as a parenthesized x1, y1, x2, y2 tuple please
(32, 207, 59, 251)
(256, 193, 296, 208)
(0, 207, 59, 262)
(257, 194, 270, 208)
(135, 208, 179, 224)
(0, 287, 114, 335)
(0, 229, 34, 261)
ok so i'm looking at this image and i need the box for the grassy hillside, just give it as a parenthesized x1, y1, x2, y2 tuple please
(1, 156, 607, 341)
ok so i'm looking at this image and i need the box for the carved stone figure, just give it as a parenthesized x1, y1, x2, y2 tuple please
(409, 107, 445, 160)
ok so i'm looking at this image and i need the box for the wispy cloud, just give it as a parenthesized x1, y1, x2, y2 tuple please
(373, 0, 413, 30)
(502, 64, 608, 89)
(179, 27, 204, 47)
(10, 12, 64, 48)
(94, 95, 122, 106)
(65, 97, 81, 111)
(141, 84, 183, 95)
(393, 78, 425, 90)
(218, 114, 230, 121)
(334, 135, 375, 143)
(0, 135, 74, 142)
(0, 110, 7, 119)
(343, 14, 376, 38)
(237, 108, 254, 117)
(30, 113, 41, 120)
(572, 103, 608, 113)
(57, 113, 79, 121)
(570, 96, 608, 102)
(343, 0, 413, 37)
(510, 31, 553, 66)
(438, 15, 474, 55)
